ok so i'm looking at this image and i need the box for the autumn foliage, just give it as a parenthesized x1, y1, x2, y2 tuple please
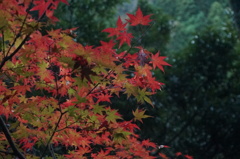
(0, 0, 181, 158)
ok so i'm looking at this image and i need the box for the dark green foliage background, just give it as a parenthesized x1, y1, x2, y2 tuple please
(54, 0, 128, 45)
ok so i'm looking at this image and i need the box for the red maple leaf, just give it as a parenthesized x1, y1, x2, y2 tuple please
(142, 139, 156, 148)
(151, 52, 171, 72)
(46, 10, 59, 22)
(12, 85, 31, 94)
(97, 93, 112, 103)
(117, 31, 133, 48)
(102, 16, 127, 37)
(120, 121, 140, 132)
(175, 152, 182, 156)
(147, 76, 164, 92)
(158, 153, 168, 159)
(184, 155, 194, 159)
(91, 149, 109, 158)
(30, 0, 52, 19)
(98, 40, 116, 53)
(30, 0, 68, 20)
(127, 8, 153, 26)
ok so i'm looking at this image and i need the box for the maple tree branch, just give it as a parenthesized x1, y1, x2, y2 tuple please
(0, 0, 52, 70)
(40, 66, 66, 157)
(56, 119, 102, 132)
(0, 33, 31, 70)
(86, 83, 100, 97)
(56, 120, 78, 132)
(54, 68, 62, 112)
(40, 66, 64, 158)
(1, 30, 5, 57)
(38, 3, 53, 21)
(39, 54, 70, 158)
(40, 112, 65, 159)
(0, 117, 25, 159)
(6, 11, 29, 57)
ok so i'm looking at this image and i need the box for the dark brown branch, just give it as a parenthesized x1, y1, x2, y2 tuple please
(0, 33, 30, 70)
(0, 0, 52, 70)
(1, 30, 5, 57)
(0, 117, 25, 159)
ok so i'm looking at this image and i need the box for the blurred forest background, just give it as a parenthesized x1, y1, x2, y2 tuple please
(53, 0, 240, 158)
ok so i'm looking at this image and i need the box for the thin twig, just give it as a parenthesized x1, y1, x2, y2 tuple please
(40, 53, 66, 158)
(0, 33, 31, 70)
(40, 112, 65, 159)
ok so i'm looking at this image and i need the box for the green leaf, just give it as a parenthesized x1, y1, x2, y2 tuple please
(59, 56, 75, 68)
(106, 109, 122, 123)
(68, 88, 76, 96)
(67, 106, 78, 117)
(73, 77, 88, 87)
(136, 88, 153, 105)
(75, 94, 87, 104)
(113, 127, 131, 144)
(132, 108, 152, 123)
(124, 83, 138, 98)
(93, 104, 105, 115)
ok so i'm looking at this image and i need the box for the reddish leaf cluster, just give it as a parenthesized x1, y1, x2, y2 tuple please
(0, 1, 176, 159)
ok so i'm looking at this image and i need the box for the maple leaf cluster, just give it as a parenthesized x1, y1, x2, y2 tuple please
(0, 0, 175, 159)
